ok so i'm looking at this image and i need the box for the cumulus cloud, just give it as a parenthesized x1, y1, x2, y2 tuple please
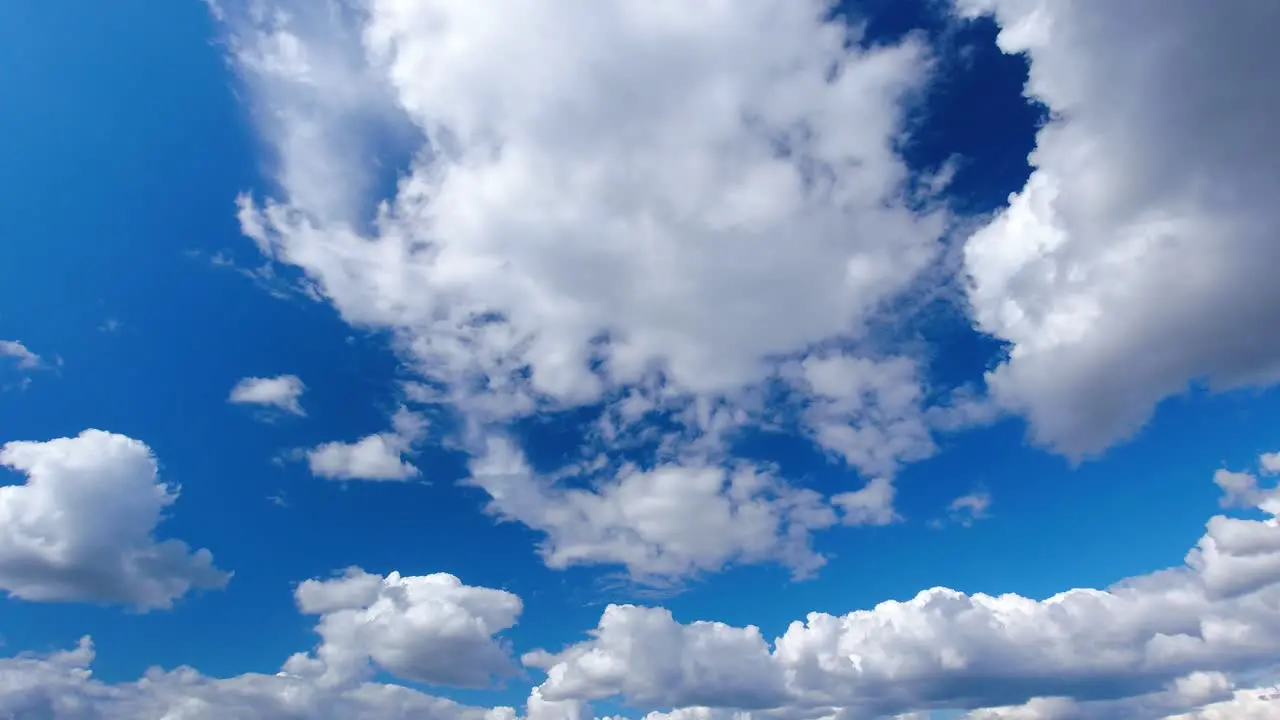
(965, 696, 1078, 720)
(1260, 452, 1280, 475)
(229, 0, 945, 401)
(0, 339, 41, 369)
(944, 489, 992, 528)
(229, 373, 308, 416)
(0, 568, 524, 719)
(306, 406, 426, 481)
(831, 476, 900, 527)
(959, 0, 1280, 456)
(1166, 686, 1280, 720)
(524, 452, 1280, 718)
(2, 456, 1280, 718)
(467, 436, 838, 584)
(209, 0, 966, 578)
(787, 355, 935, 479)
(0, 430, 229, 610)
(284, 567, 522, 688)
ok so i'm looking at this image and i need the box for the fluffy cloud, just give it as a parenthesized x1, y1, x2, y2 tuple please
(229, 374, 308, 416)
(0, 430, 229, 610)
(788, 356, 935, 479)
(228, 0, 945, 404)
(959, 0, 1280, 456)
(1166, 686, 1280, 720)
(524, 606, 789, 712)
(524, 452, 1280, 718)
(467, 437, 838, 584)
(1260, 453, 1280, 475)
(285, 567, 522, 688)
(965, 697, 1078, 719)
(0, 339, 41, 369)
(0, 568, 523, 720)
(943, 489, 992, 528)
(209, 0, 970, 585)
(831, 476, 900, 528)
(306, 406, 426, 481)
(2, 457, 1280, 718)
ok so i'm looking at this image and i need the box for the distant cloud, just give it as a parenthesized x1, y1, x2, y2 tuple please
(947, 489, 992, 528)
(832, 476, 902, 527)
(229, 374, 307, 416)
(212, 0, 956, 581)
(0, 430, 230, 610)
(307, 406, 426, 481)
(0, 340, 41, 369)
(1260, 452, 1280, 475)
(467, 436, 839, 583)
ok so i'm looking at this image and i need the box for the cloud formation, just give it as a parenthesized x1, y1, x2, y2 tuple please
(468, 436, 838, 583)
(229, 374, 308, 416)
(0, 568, 522, 720)
(0, 452, 1279, 718)
(285, 567, 522, 688)
(0, 430, 229, 610)
(526, 453, 1280, 718)
(960, 0, 1280, 456)
(0, 339, 41, 370)
(210, 0, 965, 584)
(306, 406, 426, 481)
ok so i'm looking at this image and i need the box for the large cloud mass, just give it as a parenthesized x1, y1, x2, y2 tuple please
(47, 0, 1272, 717)
(0, 430, 229, 610)
(961, 0, 1280, 455)
(232, 0, 946, 404)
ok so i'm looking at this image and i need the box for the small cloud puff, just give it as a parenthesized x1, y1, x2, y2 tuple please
(229, 374, 307, 416)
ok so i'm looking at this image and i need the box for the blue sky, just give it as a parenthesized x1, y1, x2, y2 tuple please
(2, 1, 1280, 719)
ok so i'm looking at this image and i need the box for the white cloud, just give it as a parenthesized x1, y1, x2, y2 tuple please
(0, 567, 524, 719)
(1166, 686, 1280, 720)
(0, 430, 229, 610)
(467, 437, 838, 584)
(831, 476, 901, 527)
(944, 489, 992, 527)
(0, 340, 41, 370)
(210, 0, 962, 576)
(228, 0, 945, 404)
(2, 456, 1280, 718)
(284, 567, 522, 688)
(524, 605, 789, 712)
(1260, 452, 1280, 475)
(306, 406, 426, 481)
(524, 453, 1280, 718)
(788, 355, 935, 479)
(229, 373, 308, 416)
(965, 696, 1078, 720)
(958, 0, 1280, 456)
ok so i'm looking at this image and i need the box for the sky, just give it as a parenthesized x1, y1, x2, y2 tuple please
(1, 0, 1279, 719)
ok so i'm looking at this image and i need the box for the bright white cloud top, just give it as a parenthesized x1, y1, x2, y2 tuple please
(0, 340, 41, 370)
(0, 430, 229, 609)
(1, 453, 1279, 718)
(305, 406, 426, 481)
(960, 0, 1280, 456)
(221, 0, 975, 585)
